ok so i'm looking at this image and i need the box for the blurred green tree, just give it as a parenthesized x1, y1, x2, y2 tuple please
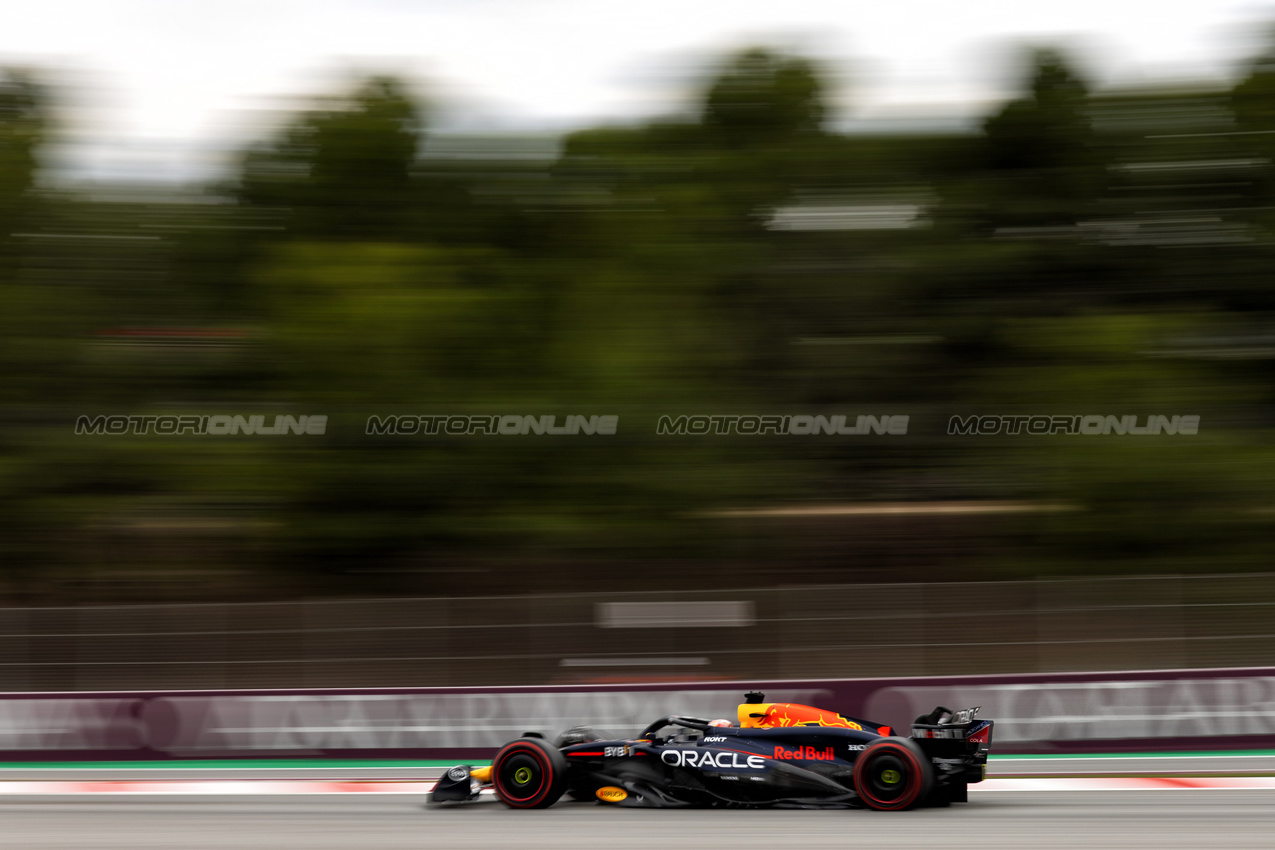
(1231, 34, 1275, 131)
(0, 69, 45, 264)
(979, 48, 1101, 226)
(1230, 34, 1275, 208)
(703, 48, 826, 147)
(238, 76, 422, 240)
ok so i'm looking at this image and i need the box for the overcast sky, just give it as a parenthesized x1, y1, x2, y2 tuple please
(4, 0, 1273, 182)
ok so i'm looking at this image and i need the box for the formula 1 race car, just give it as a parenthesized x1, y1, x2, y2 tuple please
(430, 692, 993, 811)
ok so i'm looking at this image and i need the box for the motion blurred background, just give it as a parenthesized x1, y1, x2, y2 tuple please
(1, 1, 1274, 690)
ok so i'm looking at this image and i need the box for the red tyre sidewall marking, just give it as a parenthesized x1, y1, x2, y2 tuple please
(495, 745, 551, 807)
(856, 743, 923, 811)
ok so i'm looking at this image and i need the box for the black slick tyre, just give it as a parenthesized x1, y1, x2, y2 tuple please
(852, 737, 934, 811)
(491, 737, 568, 809)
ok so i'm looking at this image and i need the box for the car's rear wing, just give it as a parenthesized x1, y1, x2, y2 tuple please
(910, 705, 994, 746)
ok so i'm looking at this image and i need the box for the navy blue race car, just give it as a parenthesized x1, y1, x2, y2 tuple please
(430, 691, 993, 811)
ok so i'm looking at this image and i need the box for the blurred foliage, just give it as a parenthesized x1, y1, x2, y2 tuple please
(2, 43, 1275, 602)
(0, 69, 43, 261)
(703, 49, 826, 146)
(238, 76, 421, 241)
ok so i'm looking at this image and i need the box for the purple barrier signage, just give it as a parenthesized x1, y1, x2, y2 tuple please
(0, 667, 1272, 761)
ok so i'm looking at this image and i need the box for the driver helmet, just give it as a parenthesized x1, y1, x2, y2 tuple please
(708, 718, 733, 727)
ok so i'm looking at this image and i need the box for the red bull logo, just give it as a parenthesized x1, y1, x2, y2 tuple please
(741, 702, 863, 731)
(773, 745, 835, 761)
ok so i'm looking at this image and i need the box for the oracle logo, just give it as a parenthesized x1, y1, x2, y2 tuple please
(661, 749, 766, 770)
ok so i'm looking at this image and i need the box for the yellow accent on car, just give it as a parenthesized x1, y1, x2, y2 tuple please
(470, 766, 492, 783)
(596, 786, 628, 803)
(739, 702, 774, 727)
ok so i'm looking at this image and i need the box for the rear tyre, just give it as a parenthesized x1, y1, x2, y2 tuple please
(491, 738, 568, 809)
(852, 738, 934, 811)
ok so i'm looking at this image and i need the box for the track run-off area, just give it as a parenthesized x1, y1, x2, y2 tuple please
(0, 790, 1273, 850)
(0, 755, 1272, 848)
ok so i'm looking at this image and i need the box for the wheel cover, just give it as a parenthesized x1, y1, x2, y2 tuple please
(495, 747, 551, 806)
(865, 753, 909, 801)
(854, 743, 925, 810)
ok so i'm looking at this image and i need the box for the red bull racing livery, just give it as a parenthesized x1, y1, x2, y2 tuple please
(430, 691, 993, 811)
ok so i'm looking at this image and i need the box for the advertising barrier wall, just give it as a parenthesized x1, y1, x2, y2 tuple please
(1, 667, 1272, 761)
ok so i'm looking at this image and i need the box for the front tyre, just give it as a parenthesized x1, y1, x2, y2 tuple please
(491, 738, 568, 809)
(852, 738, 934, 811)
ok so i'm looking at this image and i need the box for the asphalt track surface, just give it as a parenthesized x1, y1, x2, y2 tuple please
(1, 790, 1273, 849)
